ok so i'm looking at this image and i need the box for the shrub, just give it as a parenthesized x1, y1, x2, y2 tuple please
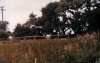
(0, 30, 9, 38)
(0, 33, 100, 63)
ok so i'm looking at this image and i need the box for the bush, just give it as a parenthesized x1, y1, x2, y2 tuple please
(0, 33, 100, 63)
(0, 30, 9, 38)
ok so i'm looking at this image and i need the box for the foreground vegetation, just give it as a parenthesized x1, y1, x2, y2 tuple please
(0, 32, 100, 63)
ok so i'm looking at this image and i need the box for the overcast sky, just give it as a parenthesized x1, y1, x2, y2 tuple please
(0, 0, 59, 32)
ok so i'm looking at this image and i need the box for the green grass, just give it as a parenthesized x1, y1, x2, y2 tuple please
(0, 33, 100, 63)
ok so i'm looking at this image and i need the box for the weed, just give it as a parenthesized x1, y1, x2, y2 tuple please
(0, 33, 100, 63)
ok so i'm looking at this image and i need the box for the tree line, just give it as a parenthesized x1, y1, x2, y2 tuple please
(1, 0, 100, 38)
(11, 0, 100, 37)
(0, 21, 10, 38)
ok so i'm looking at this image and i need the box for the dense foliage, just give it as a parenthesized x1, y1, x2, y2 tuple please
(0, 21, 9, 31)
(0, 21, 9, 38)
(13, 24, 31, 37)
(0, 30, 9, 38)
(13, 0, 100, 37)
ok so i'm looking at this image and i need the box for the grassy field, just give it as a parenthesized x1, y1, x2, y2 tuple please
(0, 32, 100, 63)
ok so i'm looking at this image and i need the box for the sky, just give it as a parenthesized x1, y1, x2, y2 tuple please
(0, 0, 60, 32)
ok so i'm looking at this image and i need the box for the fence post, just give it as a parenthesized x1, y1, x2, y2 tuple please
(24, 36, 26, 42)
(19, 37, 20, 42)
(13, 37, 14, 42)
(34, 36, 35, 40)
(58, 35, 59, 39)
(3, 38, 5, 43)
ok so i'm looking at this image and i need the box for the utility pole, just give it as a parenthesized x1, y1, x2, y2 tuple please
(0, 6, 5, 30)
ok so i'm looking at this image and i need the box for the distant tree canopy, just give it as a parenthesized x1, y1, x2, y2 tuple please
(14, 13, 42, 37)
(0, 21, 9, 31)
(13, 0, 100, 37)
(13, 24, 30, 37)
(0, 21, 10, 38)
(41, 2, 59, 34)
(24, 13, 37, 27)
(0, 30, 9, 38)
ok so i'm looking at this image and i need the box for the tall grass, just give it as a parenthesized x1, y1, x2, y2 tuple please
(0, 32, 100, 63)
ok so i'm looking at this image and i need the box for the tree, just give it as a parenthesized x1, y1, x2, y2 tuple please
(56, 0, 86, 35)
(0, 21, 9, 31)
(24, 13, 37, 28)
(56, 0, 100, 35)
(13, 24, 30, 37)
(85, 3, 100, 32)
(13, 13, 43, 37)
(39, 0, 89, 35)
(13, 0, 100, 36)
(41, 2, 59, 34)
(0, 21, 9, 38)
(0, 29, 9, 38)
